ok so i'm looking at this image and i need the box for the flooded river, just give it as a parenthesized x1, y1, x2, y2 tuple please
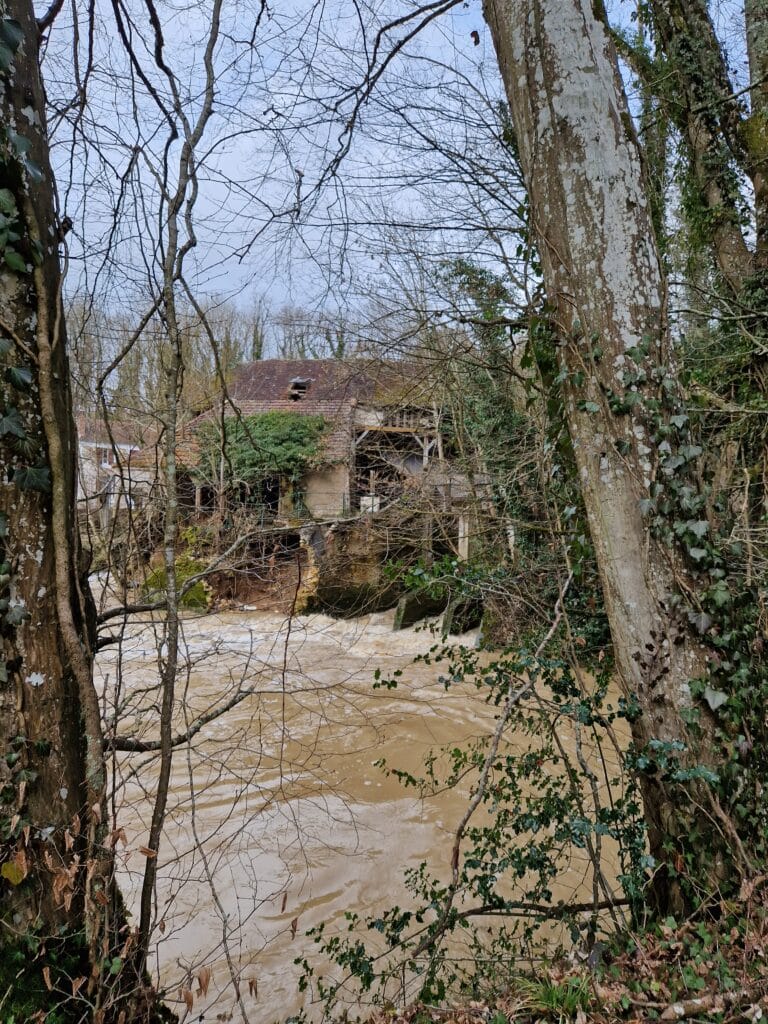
(96, 608, 623, 1022)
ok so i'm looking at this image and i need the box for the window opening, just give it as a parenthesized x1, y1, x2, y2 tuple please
(288, 377, 311, 400)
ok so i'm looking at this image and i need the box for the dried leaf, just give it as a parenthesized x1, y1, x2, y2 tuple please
(72, 976, 86, 996)
(13, 849, 27, 881)
(138, 846, 157, 859)
(91, 802, 102, 823)
(71, 812, 81, 835)
(660, 996, 714, 1020)
(64, 829, 74, 852)
(110, 827, 127, 848)
(159, 918, 166, 934)
(280, 890, 288, 913)
(182, 988, 194, 1011)
(197, 965, 212, 997)
(52, 867, 72, 906)
(42, 966, 52, 991)
(290, 917, 298, 939)
(248, 978, 258, 999)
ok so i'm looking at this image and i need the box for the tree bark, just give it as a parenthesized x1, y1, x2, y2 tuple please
(0, 4, 167, 1018)
(649, 0, 755, 293)
(746, 0, 768, 268)
(482, 0, 734, 909)
(0, 0, 98, 936)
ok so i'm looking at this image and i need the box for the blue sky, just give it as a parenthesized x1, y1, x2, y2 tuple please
(41, 0, 754, 344)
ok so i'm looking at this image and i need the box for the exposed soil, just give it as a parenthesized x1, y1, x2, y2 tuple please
(208, 548, 307, 613)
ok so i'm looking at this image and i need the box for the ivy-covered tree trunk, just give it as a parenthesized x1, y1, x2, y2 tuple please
(1, 0, 99, 922)
(0, 3, 165, 1019)
(746, 0, 768, 267)
(483, 0, 753, 911)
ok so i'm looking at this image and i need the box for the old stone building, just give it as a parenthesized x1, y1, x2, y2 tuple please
(178, 358, 475, 531)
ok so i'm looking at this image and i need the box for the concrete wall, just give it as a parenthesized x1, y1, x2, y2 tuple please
(303, 464, 349, 519)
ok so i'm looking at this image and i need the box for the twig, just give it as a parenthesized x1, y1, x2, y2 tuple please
(411, 571, 573, 958)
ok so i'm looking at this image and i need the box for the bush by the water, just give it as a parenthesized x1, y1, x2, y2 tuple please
(142, 554, 211, 610)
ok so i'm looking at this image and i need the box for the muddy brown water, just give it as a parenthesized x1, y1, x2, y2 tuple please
(96, 609, 624, 1022)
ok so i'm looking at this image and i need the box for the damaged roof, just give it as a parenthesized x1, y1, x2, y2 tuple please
(225, 358, 432, 407)
(176, 359, 439, 469)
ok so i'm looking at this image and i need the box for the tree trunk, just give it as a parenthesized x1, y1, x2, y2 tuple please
(1, 0, 99, 936)
(0, 4, 167, 1018)
(482, 0, 738, 909)
(746, 0, 768, 268)
(649, 0, 755, 293)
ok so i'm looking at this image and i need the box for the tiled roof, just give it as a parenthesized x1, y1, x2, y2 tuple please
(226, 358, 439, 408)
(178, 361, 375, 469)
(134, 359, 441, 472)
(75, 412, 157, 448)
(228, 359, 375, 406)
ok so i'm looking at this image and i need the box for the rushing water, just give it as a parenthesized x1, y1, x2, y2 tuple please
(96, 608, 623, 1022)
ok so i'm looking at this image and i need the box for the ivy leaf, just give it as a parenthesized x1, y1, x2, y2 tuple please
(579, 401, 600, 414)
(5, 603, 28, 626)
(13, 435, 38, 460)
(1, 860, 24, 886)
(0, 42, 13, 73)
(4, 249, 27, 274)
(680, 444, 703, 461)
(0, 406, 26, 439)
(7, 130, 30, 156)
(0, 19, 23, 54)
(688, 547, 707, 561)
(13, 465, 50, 492)
(5, 366, 32, 391)
(687, 520, 709, 539)
(0, 337, 12, 356)
(703, 685, 728, 712)
(0, 188, 15, 215)
(708, 581, 731, 608)
(688, 610, 712, 634)
(662, 454, 686, 474)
